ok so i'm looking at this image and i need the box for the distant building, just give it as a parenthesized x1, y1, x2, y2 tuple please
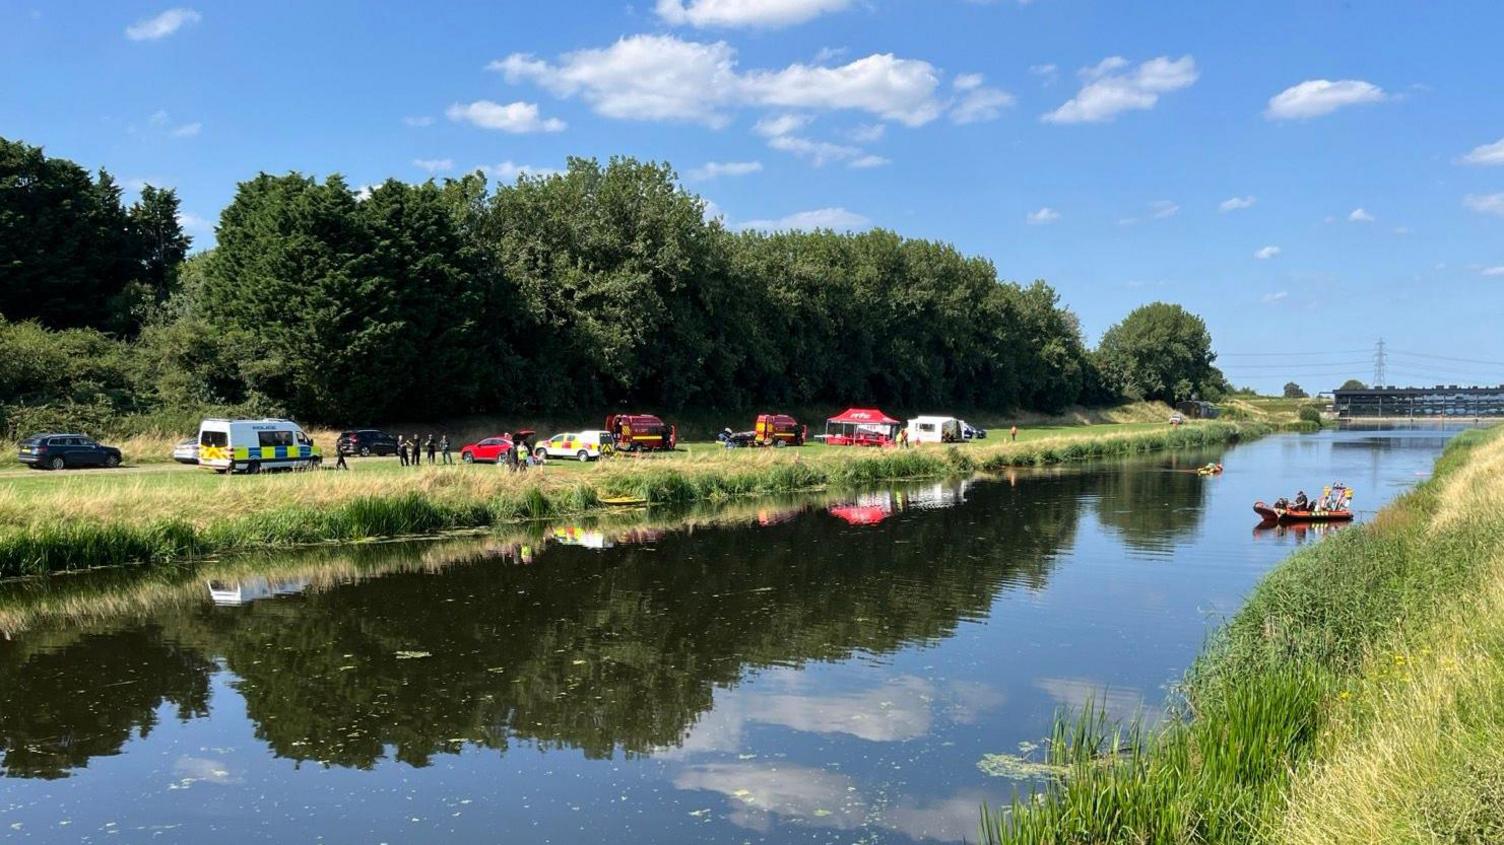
(1332, 385, 1504, 418)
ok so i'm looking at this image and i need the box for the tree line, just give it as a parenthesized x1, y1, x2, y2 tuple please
(0, 136, 1225, 435)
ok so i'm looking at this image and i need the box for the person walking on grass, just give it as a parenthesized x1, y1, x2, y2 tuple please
(1010, 425, 1018, 442)
(425, 434, 436, 465)
(440, 434, 452, 464)
(411, 435, 421, 468)
(399, 436, 410, 467)
(335, 446, 348, 471)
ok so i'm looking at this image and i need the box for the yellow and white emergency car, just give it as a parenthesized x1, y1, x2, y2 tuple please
(533, 430, 614, 462)
(197, 418, 322, 474)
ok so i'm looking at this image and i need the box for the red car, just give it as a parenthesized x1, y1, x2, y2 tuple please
(459, 434, 515, 464)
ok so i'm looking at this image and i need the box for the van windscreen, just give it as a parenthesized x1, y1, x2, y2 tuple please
(200, 431, 228, 448)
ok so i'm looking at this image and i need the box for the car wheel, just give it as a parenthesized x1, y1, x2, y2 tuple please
(773, 439, 786, 448)
(360, 446, 371, 457)
(246, 461, 261, 475)
(535, 447, 549, 460)
(48, 456, 65, 470)
(104, 454, 121, 468)
(578, 450, 591, 462)
(462, 452, 474, 463)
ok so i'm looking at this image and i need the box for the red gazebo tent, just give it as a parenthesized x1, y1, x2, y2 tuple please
(825, 408, 901, 446)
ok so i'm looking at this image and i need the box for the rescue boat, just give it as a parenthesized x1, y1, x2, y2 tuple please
(1252, 501, 1353, 524)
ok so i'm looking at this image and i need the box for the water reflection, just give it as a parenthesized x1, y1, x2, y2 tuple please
(1, 477, 1089, 778)
(0, 432, 1449, 845)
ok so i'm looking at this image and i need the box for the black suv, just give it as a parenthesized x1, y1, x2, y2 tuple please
(336, 429, 399, 456)
(18, 433, 123, 470)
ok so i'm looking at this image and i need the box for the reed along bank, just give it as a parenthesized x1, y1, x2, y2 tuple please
(982, 423, 1504, 845)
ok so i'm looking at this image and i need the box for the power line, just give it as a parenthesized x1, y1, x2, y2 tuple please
(1389, 349, 1504, 368)
(1374, 338, 1387, 387)
(1219, 349, 1369, 357)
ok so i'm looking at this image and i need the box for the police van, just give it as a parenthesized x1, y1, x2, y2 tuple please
(197, 418, 322, 474)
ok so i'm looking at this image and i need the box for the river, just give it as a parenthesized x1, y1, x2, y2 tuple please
(0, 428, 1459, 843)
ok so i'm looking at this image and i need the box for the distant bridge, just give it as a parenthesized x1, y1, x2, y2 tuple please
(1333, 385, 1504, 418)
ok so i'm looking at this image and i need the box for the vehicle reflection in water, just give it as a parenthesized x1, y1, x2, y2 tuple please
(828, 480, 972, 525)
(0, 430, 1455, 844)
(1251, 520, 1345, 545)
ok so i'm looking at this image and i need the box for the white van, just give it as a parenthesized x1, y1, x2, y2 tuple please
(197, 418, 322, 474)
(907, 416, 963, 444)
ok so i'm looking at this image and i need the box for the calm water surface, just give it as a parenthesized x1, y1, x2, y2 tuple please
(0, 429, 1456, 843)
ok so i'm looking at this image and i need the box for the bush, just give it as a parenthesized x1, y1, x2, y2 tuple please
(1298, 406, 1323, 425)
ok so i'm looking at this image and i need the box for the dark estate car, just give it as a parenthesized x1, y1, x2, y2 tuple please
(18, 433, 123, 470)
(336, 429, 400, 456)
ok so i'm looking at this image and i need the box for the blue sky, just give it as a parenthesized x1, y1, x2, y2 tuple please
(4, 0, 1503, 392)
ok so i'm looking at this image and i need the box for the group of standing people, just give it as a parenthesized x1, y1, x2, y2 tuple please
(399, 434, 451, 467)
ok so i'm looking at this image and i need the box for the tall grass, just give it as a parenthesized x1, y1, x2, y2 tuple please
(0, 420, 1264, 577)
(980, 424, 1504, 845)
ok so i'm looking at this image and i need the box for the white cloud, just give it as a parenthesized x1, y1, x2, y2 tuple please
(737, 207, 870, 231)
(1264, 79, 1387, 120)
(1461, 137, 1504, 166)
(1262, 290, 1289, 303)
(1393, 226, 1411, 236)
(812, 46, 848, 64)
(1150, 199, 1179, 219)
(1219, 195, 1256, 212)
(950, 74, 1014, 125)
(767, 134, 867, 166)
(1464, 193, 1504, 216)
(1026, 207, 1060, 224)
(953, 73, 984, 91)
(1254, 245, 1281, 259)
(687, 160, 763, 180)
(175, 212, 212, 232)
(1481, 266, 1504, 277)
(846, 122, 886, 143)
(754, 112, 812, 137)
(756, 112, 883, 168)
(656, 0, 853, 29)
(1348, 207, 1375, 222)
(494, 36, 944, 127)
(445, 100, 565, 133)
(1043, 55, 1197, 124)
(125, 7, 200, 41)
(402, 115, 435, 127)
(1028, 63, 1058, 80)
(413, 158, 454, 173)
(701, 198, 724, 221)
(475, 161, 561, 181)
(144, 110, 199, 138)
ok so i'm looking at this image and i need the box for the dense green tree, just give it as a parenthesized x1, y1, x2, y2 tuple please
(1283, 381, 1308, 398)
(0, 138, 139, 329)
(128, 185, 192, 304)
(201, 174, 488, 420)
(1338, 378, 1367, 391)
(1097, 302, 1221, 403)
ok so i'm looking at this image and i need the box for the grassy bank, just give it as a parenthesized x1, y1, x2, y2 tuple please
(0, 420, 1262, 577)
(981, 423, 1504, 845)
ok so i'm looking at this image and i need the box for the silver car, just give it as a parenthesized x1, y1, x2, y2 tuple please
(172, 437, 199, 464)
